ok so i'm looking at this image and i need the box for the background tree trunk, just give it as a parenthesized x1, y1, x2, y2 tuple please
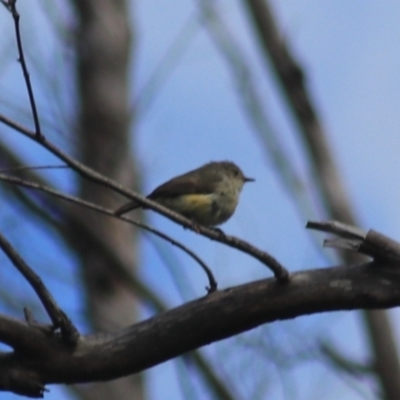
(68, 1, 143, 399)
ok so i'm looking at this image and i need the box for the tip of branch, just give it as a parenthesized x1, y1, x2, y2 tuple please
(306, 220, 366, 240)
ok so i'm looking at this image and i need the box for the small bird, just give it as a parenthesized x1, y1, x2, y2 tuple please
(114, 161, 254, 227)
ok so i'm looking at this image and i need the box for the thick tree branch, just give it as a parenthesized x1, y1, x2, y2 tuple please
(0, 220, 399, 397)
(1, 259, 400, 397)
(0, 2, 242, 398)
(0, 144, 233, 399)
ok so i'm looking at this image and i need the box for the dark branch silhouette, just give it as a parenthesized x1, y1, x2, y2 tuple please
(0, 231, 78, 341)
(0, 172, 217, 291)
(0, 113, 288, 280)
(0, 221, 399, 396)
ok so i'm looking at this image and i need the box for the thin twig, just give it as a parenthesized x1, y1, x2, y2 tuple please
(5, 0, 42, 139)
(307, 220, 400, 263)
(320, 340, 374, 377)
(0, 113, 289, 280)
(0, 144, 168, 310)
(0, 231, 78, 341)
(306, 221, 366, 240)
(0, 164, 68, 173)
(0, 141, 214, 303)
(0, 172, 218, 292)
(0, 0, 11, 10)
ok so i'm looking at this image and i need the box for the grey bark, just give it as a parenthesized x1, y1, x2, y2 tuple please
(68, 0, 143, 398)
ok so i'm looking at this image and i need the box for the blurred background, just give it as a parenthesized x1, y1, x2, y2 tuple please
(0, 0, 400, 399)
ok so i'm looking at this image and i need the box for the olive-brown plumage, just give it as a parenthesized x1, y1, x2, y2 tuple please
(115, 161, 254, 226)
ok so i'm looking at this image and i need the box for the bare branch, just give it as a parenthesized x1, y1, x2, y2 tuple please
(0, 113, 288, 280)
(3, 0, 42, 139)
(0, 172, 218, 291)
(0, 149, 234, 400)
(242, 2, 400, 396)
(242, 0, 354, 223)
(320, 341, 374, 377)
(0, 164, 68, 173)
(0, 3, 232, 397)
(1, 257, 400, 397)
(308, 220, 400, 263)
(0, 231, 78, 342)
(307, 220, 366, 239)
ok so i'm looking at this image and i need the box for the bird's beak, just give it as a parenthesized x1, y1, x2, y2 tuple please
(244, 176, 255, 183)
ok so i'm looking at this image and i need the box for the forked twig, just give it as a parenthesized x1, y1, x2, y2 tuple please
(0, 172, 218, 292)
(0, 231, 78, 341)
(0, 0, 288, 281)
(3, 0, 42, 138)
(0, 113, 288, 280)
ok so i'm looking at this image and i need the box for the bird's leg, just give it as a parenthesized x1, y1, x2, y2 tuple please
(182, 220, 202, 233)
(211, 227, 226, 239)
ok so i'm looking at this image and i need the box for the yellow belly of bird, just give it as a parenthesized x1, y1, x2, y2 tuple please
(158, 193, 237, 226)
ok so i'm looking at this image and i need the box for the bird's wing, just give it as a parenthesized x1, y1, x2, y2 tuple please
(149, 171, 215, 198)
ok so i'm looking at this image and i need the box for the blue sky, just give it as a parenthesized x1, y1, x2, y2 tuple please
(1, 1, 400, 399)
